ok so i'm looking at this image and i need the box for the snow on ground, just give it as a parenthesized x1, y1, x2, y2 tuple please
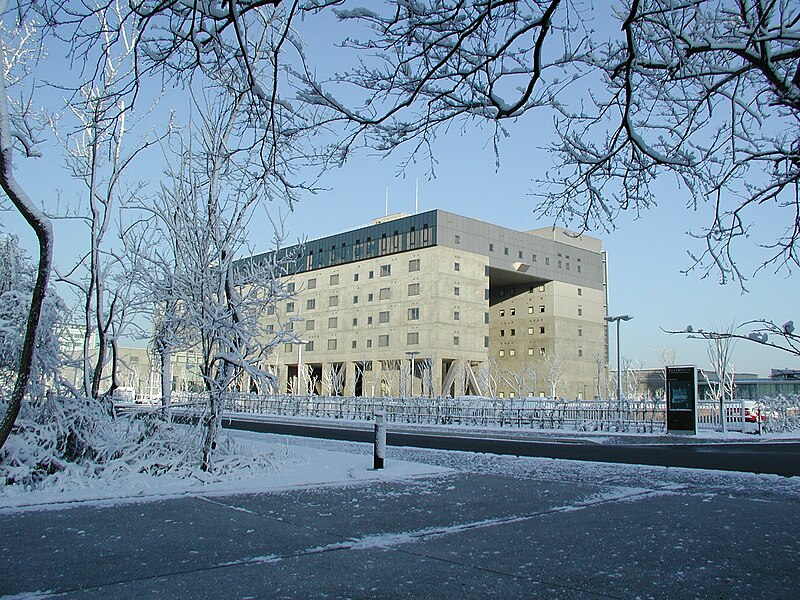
(3, 426, 799, 515)
(0, 432, 449, 514)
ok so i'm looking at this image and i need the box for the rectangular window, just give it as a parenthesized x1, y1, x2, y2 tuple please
(408, 283, 420, 296)
(545, 257, 550, 266)
(380, 264, 391, 277)
(528, 348, 534, 356)
(500, 330, 505, 337)
(353, 295, 359, 304)
(485, 336, 490, 348)
(378, 334, 389, 347)
(367, 316, 373, 325)
(366, 339, 373, 348)
(307, 278, 316, 290)
(454, 286, 460, 296)
(539, 285, 546, 292)
(352, 340, 357, 349)
(353, 318, 358, 327)
(409, 259, 420, 272)
(354, 273, 359, 282)
(528, 306, 534, 314)
(578, 328, 583, 337)
(379, 311, 390, 324)
(499, 309, 505, 317)
(454, 262, 460, 271)
(267, 306, 275, 316)
(408, 307, 420, 320)
(578, 348, 583, 357)
(379, 287, 391, 300)
(266, 324, 274, 333)
(484, 312, 489, 324)
(454, 234, 461, 244)
(510, 329, 516, 336)
(504, 247, 509, 256)
(528, 327, 534, 335)
(578, 306, 583, 317)
(489, 243, 495, 252)
(578, 288, 583, 296)
(540, 326, 545, 334)
(453, 311, 460, 321)
(407, 332, 419, 345)
(509, 349, 516, 357)
(306, 341, 315, 351)
(330, 274, 339, 285)
(510, 308, 516, 316)
(539, 305, 545, 313)
(286, 282, 295, 293)
(327, 338, 337, 351)
(499, 349, 505, 357)
(286, 302, 295, 313)
(453, 336, 460, 346)
(284, 343, 292, 353)
(328, 317, 338, 329)
(368, 293, 374, 302)
(540, 347, 546, 356)
(518, 251, 523, 259)
(329, 295, 339, 308)
(368, 270, 374, 279)
(306, 299, 316, 310)
(306, 320, 315, 331)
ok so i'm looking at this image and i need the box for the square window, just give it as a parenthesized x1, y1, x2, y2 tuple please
(528, 348, 534, 356)
(379, 287, 391, 300)
(539, 305, 545, 313)
(328, 317, 338, 329)
(380, 264, 391, 277)
(266, 324, 274, 333)
(327, 338, 337, 351)
(286, 282, 295, 293)
(407, 332, 419, 345)
(307, 278, 316, 290)
(499, 309, 505, 317)
(409, 259, 420, 272)
(379, 311, 390, 324)
(306, 320, 315, 331)
(330, 274, 339, 285)
(509, 349, 516, 357)
(286, 302, 295, 313)
(510, 329, 516, 336)
(329, 295, 339, 307)
(510, 308, 516, 316)
(408, 283, 420, 296)
(306, 299, 316, 310)
(408, 307, 420, 320)
(378, 334, 389, 347)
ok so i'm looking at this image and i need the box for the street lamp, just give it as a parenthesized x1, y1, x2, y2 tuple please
(405, 351, 420, 397)
(605, 315, 633, 424)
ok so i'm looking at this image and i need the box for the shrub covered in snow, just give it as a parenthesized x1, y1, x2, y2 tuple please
(0, 395, 291, 494)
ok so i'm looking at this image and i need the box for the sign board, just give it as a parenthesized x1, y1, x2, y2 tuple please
(666, 366, 697, 434)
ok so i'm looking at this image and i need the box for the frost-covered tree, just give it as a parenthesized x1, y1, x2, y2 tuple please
(299, 0, 800, 284)
(0, 235, 65, 400)
(127, 92, 298, 471)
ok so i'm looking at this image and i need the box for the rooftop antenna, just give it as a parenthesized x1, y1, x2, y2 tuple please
(415, 177, 419, 214)
(385, 186, 389, 216)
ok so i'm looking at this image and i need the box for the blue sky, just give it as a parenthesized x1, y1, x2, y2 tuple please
(3, 4, 798, 378)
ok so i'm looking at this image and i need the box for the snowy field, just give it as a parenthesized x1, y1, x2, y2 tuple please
(3, 428, 799, 515)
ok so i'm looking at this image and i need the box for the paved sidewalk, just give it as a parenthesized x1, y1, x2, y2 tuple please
(2, 466, 798, 599)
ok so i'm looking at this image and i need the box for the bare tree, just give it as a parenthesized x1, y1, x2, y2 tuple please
(541, 350, 567, 399)
(300, 1, 800, 283)
(0, 13, 53, 451)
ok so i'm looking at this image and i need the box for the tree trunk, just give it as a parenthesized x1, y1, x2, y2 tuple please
(0, 76, 54, 451)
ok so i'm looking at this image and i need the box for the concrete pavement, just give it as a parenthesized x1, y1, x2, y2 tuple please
(2, 458, 798, 599)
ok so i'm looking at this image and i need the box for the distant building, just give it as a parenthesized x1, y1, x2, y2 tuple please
(249, 209, 608, 399)
(630, 368, 800, 400)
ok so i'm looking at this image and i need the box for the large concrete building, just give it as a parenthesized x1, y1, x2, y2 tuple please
(254, 209, 608, 400)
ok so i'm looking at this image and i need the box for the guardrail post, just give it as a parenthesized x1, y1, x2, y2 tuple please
(373, 411, 386, 469)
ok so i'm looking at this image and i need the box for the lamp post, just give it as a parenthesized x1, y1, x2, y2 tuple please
(405, 351, 420, 397)
(605, 315, 633, 426)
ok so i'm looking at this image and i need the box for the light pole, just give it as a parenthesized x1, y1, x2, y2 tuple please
(605, 315, 632, 426)
(294, 339, 308, 395)
(405, 351, 420, 397)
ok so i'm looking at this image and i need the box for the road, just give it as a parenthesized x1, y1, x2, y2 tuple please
(223, 416, 800, 476)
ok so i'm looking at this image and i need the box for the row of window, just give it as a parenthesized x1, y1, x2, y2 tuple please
(301, 307, 463, 330)
(482, 241, 583, 273)
(284, 332, 462, 353)
(498, 347, 584, 358)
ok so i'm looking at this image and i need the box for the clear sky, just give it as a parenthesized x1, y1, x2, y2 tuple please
(3, 3, 798, 378)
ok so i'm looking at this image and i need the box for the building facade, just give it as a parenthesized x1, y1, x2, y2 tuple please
(251, 209, 608, 399)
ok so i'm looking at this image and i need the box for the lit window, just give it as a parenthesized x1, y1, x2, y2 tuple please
(509, 349, 516, 357)
(499, 349, 505, 357)
(528, 348, 534, 356)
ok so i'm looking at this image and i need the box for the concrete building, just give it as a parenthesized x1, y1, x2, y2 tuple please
(251, 209, 608, 399)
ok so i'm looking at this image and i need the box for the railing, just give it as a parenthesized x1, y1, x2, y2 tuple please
(223, 393, 667, 433)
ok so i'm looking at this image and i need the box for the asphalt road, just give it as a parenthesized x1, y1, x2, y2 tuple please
(223, 417, 800, 476)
